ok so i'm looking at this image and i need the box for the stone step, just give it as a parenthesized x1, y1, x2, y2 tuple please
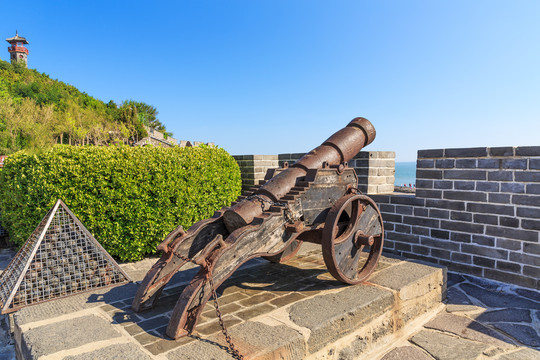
(11, 248, 446, 359)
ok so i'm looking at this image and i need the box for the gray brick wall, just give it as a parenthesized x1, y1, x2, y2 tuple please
(372, 146, 540, 290)
(233, 155, 280, 190)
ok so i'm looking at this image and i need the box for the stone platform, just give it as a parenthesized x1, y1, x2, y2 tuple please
(9, 245, 446, 359)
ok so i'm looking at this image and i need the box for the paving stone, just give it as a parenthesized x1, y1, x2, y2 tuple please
(134, 329, 164, 346)
(424, 313, 514, 347)
(21, 315, 122, 359)
(446, 286, 475, 305)
(213, 321, 306, 359)
(289, 284, 394, 353)
(144, 335, 195, 356)
(63, 343, 152, 360)
(123, 316, 170, 336)
(202, 303, 242, 319)
(14, 282, 138, 325)
(238, 292, 277, 306)
(270, 292, 306, 307)
(447, 272, 466, 288)
(459, 283, 540, 310)
(446, 304, 484, 313)
(368, 261, 444, 301)
(515, 288, 540, 303)
(166, 337, 234, 359)
(380, 345, 433, 360)
(196, 315, 242, 336)
(474, 308, 532, 323)
(212, 291, 249, 306)
(497, 348, 540, 360)
(410, 329, 489, 360)
(235, 303, 275, 320)
(492, 323, 540, 347)
(110, 308, 143, 325)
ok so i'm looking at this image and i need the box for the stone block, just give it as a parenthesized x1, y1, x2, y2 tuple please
(455, 159, 477, 168)
(63, 343, 152, 360)
(476, 181, 499, 192)
(416, 189, 442, 199)
(516, 146, 540, 156)
(429, 208, 449, 219)
(288, 285, 394, 353)
(477, 158, 501, 168)
(488, 193, 511, 203)
(417, 149, 444, 158)
(417, 159, 434, 168)
(368, 261, 445, 301)
(515, 172, 540, 182)
(444, 147, 488, 158)
(417, 169, 442, 180)
(443, 169, 487, 180)
(467, 203, 514, 216)
(218, 321, 306, 360)
(167, 338, 234, 359)
(377, 184, 395, 193)
(501, 182, 525, 193)
(14, 282, 138, 326)
(435, 159, 455, 169)
(21, 315, 122, 359)
(380, 346, 433, 360)
(410, 329, 490, 359)
(424, 313, 513, 347)
(450, 211, 472, 222)
(444, 190, 486, 202)
(489, 147, 514, 157)
(502, 159, 528, 169)
(486, 226, 538, 242)
(530, 159, 540, 170)
(488, 171, 514, 181)
(434, 180, 453, 189)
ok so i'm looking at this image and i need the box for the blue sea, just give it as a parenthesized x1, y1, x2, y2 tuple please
(395, 162, 416, 187)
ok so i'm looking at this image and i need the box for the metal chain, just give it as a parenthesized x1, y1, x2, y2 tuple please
(247, 194, 294, 223)
(173, 251, 244, 360)
(207, 271, 244, 359)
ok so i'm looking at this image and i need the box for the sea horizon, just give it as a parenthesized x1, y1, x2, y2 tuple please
(395, 161, 416, 187)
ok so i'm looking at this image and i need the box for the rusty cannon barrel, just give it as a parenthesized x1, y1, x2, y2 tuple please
(223, 117, 376, 233)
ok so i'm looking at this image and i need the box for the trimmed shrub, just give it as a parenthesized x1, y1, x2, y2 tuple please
(0, 145, 241, 261)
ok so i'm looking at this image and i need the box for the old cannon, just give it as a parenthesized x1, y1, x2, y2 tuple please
(132, 117, 384, 340)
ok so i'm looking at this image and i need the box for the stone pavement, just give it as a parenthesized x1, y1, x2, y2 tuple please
(0, 245, 539, 359)
(378, 272, 540, 360)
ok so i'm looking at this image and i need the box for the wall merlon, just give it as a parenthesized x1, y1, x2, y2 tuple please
(515, 146, 540, 156)
(444, 147, 488, 158)
(489, 147, 515, 157)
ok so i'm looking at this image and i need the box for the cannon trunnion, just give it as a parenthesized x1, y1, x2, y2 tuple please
(132, 118, 385, 340)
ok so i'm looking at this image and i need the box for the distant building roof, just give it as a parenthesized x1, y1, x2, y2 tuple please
(6, 31, 28, 44)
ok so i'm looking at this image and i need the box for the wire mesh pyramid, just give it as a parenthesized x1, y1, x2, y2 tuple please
(0, 199, 131, 313)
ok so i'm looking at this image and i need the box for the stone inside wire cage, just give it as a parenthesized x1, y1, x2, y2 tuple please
(0, 201, 130, 312)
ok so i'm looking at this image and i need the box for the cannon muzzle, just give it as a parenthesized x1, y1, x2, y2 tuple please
(223, 117, 376, 232)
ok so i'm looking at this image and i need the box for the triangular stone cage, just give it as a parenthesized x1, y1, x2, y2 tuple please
(0, 199, 131, 313)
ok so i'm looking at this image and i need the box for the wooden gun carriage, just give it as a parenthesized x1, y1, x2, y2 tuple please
(132, 117, 385, 340)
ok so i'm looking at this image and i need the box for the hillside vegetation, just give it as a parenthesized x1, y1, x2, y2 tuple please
(0, 60, 170, 155)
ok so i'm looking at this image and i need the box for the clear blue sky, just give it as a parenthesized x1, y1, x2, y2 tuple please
(3, 1, 539, 161)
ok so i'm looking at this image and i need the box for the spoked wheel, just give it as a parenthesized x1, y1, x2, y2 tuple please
(322, 193, 384, 284)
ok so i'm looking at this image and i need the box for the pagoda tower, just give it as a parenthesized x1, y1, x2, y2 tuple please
(6, 31, 29, 67)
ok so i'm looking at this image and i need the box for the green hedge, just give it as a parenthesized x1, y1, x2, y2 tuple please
(0, 145, 241, 261)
